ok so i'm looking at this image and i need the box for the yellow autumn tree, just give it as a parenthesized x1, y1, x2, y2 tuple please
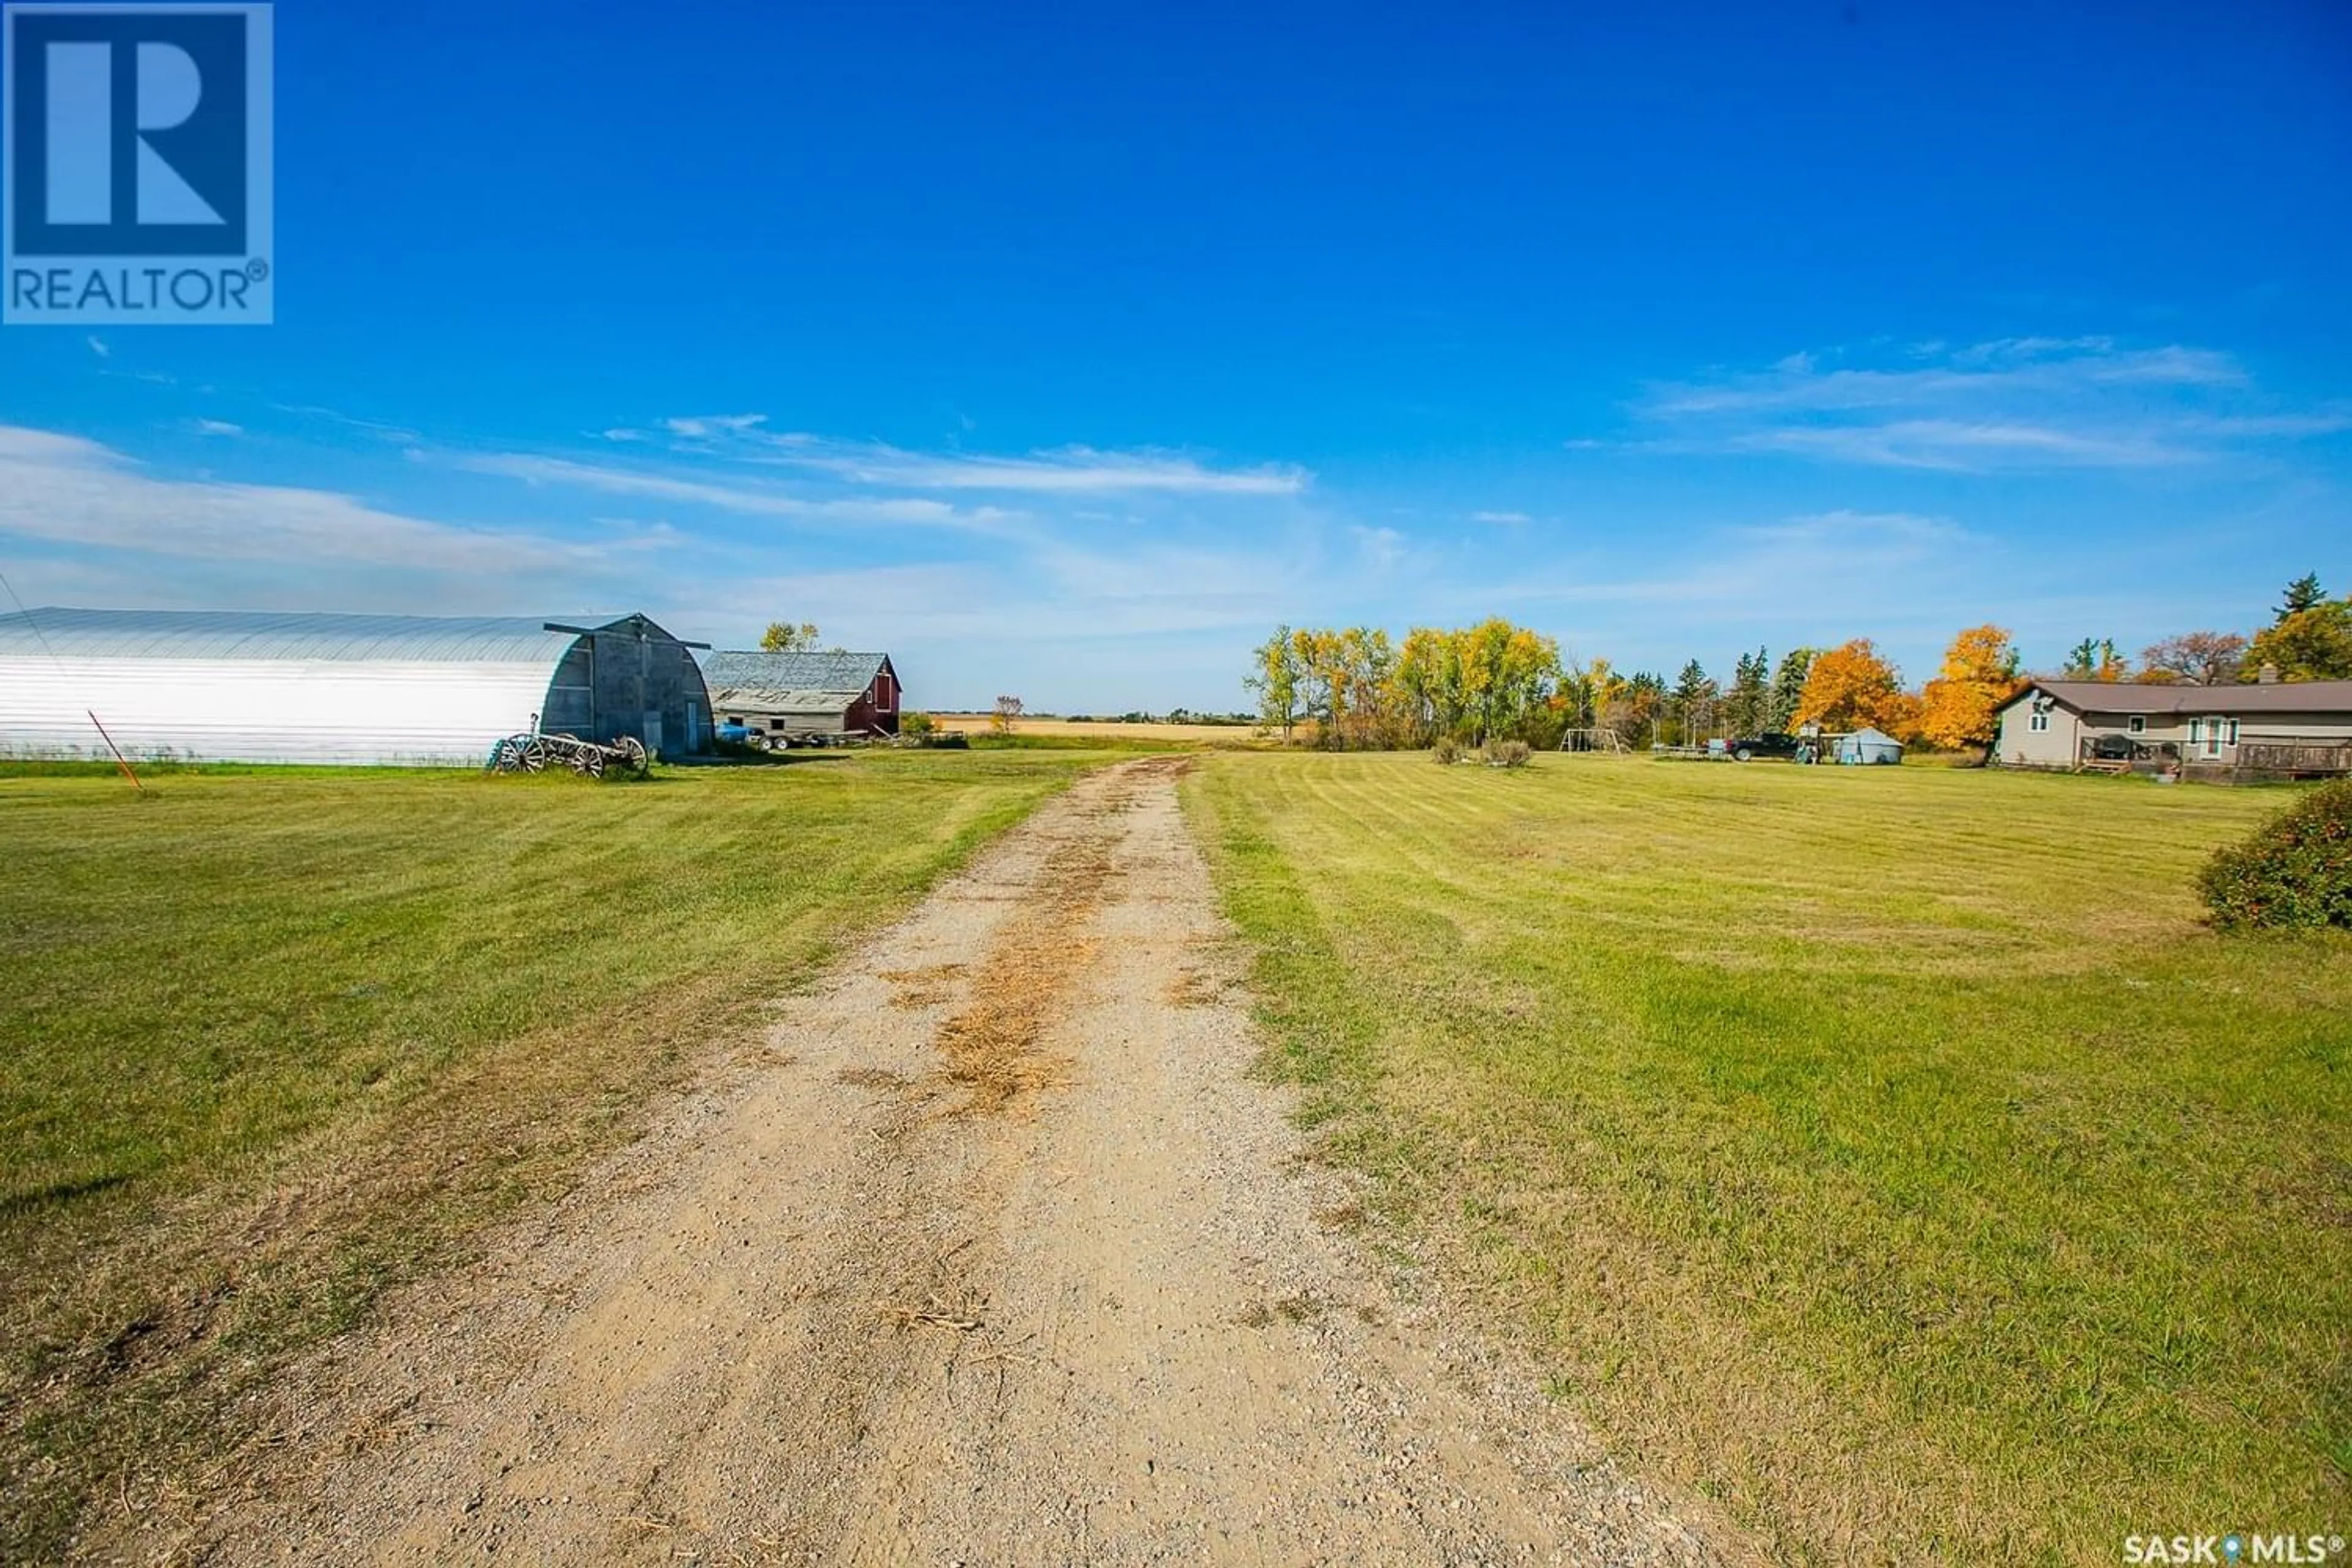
(1795, 638, 1920, 737)
(1917, 624, 2024, 754)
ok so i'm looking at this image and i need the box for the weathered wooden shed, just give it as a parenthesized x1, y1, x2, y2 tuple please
(699, 650, 903, 739)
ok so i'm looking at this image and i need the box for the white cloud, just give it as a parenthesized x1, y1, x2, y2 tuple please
(270, 403, 420, 442)
(451, 451, 1020, 532)
(1468, 509, 1533, 524)
(617, 417, 1310, 497)
(1351, 524, 1407, 570)
(190, 418, 244, 437)
(1616, 337, 2326, 471)
(1476, 510, 1974, 612)
(767, 442, 1311, 496)
(0, 426, 661, 581)
(662, 413, 771, 439)
(1734, 418, 2192, 470)
(86, 335, 109, 358)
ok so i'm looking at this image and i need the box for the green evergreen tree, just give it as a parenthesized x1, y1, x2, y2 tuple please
(1672, 658, 1719, 745)
(2279, 573, 2326, 620)
(1768, 647, 1817, 729)
(1726, 646, 1770, 736)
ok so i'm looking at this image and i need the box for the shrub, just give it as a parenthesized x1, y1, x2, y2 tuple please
(1483, 739, 1532, 769)
(2198, 778, 2352, 930)
(1431, 736, 1463, 764)
(900, 711, 936, 737)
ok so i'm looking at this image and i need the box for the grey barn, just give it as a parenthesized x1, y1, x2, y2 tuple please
(699, 649, 903, 740)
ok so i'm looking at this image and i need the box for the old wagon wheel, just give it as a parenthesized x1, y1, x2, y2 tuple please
(489, 737, 521, 773)
(614, 736, 649, 775)
(520, 739, 547, 772)
(573, 747, 605, 778)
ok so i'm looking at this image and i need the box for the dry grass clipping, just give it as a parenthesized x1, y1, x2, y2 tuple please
(930, 837, 1115, 1112)
(876, 964, 965, 1009)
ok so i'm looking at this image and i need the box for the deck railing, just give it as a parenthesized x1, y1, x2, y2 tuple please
(2235, 740, 2352, 775)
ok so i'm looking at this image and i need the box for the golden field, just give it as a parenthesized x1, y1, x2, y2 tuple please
(929, 714, 1275, 745)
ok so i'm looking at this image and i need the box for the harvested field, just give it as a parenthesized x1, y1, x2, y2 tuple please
(930, 714, 1273, 745)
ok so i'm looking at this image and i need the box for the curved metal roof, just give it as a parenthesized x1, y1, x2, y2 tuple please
(0, 608, 613, 664)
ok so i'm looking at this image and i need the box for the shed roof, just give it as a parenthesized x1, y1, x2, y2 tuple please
(699, 649, 889, 693)
(2009, 679, 2352, 717)
(0, 607, 625, 665)
(710, 687, 860, 716)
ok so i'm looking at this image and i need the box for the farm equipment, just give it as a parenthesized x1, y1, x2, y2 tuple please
(486, 731, 650, 778)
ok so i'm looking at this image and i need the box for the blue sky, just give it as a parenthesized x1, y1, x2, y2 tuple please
(3, 0, 2348, 710)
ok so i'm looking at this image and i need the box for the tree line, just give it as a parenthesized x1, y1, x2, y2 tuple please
(2059, 573, 2352, 687)
(1246, 572, 2348, 755)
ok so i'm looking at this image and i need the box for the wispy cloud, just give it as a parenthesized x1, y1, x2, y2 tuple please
(1610, 337, 2327, 471)
(190, 418, 244, 437)
(769, 442, 1310, 496)
(85, 335, 109, 359)
(1732, 418, 2192, 470)
(450, 451, 1020, 532)
(270, 402, 421, 443)
(1485, 510, 1972, 610)
(661, 413, 771, 439)
(1351, 524, 1408, 570)
(1468, 509, 1533, 525)
(593, 418, 1309, 497)
(0, 426, 662, 582)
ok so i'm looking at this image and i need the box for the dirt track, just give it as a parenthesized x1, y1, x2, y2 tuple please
(129, 759, 1721, 1566)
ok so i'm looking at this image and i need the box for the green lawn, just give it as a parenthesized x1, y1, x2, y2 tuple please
(1188, 753, 2350, 1564)
(0, 750, 1106, 1558)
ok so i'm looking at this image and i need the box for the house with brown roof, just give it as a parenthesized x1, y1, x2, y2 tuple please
(1994, 674, 2352, 778)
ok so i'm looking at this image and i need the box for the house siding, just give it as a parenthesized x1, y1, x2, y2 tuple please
(1997, 685, 2352, 772)
(1996, 698, 2080, 767)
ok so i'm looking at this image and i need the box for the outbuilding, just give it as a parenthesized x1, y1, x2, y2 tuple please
(699, 649, 903, 741)
(0, 607, 712, 766)
(1833, 726, 1904, 766)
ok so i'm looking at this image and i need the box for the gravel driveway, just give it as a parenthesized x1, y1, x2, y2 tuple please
(120, 758, 1724, 1566)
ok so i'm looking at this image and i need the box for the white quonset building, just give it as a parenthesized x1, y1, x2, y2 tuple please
(0, 608, 713, 766)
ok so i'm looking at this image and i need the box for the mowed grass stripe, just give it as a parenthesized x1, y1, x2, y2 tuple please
(0, 749, 1105, 1560)
(1189, 752, 2349, 1564)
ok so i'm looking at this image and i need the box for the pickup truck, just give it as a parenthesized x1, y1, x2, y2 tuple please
(1726, 733, 1803, 761)
(715, 720, 771, 751)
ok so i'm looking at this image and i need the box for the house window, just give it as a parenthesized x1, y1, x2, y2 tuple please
(2226, 718, 2241, 745)
(2127, 715, 2145, 734)
(2029, 712, 2049, 733)
(2188, 718, 2201, 744)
